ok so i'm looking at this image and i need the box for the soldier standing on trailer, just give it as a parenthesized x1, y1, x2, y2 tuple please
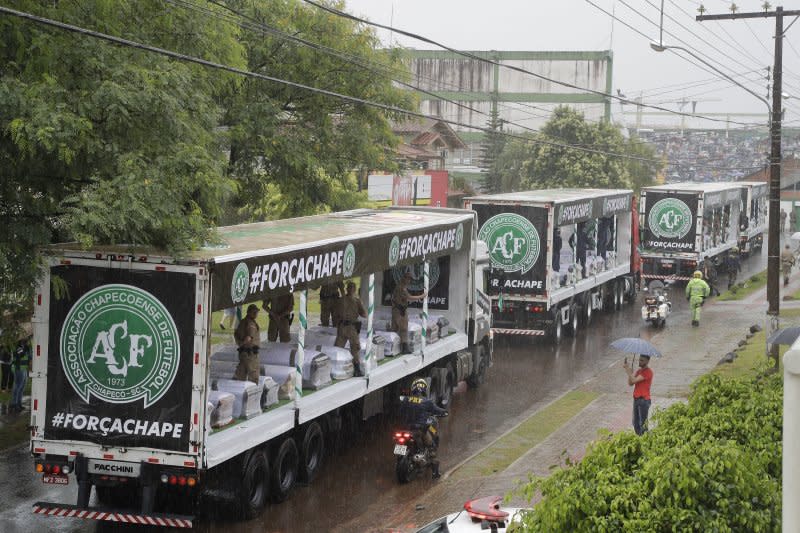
(335, 281, 367, 375)
(233, 304, 261, 383)
(319, 282, 344, 327)
(263, 292, 294, 342)
(392, 271, 428, 354)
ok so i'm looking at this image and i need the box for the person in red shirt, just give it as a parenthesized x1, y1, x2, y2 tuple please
(623, 354, 653, 435)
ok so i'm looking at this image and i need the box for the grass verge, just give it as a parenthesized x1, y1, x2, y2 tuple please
(712, 307, 800, 380)
(717, 269, 767, 301)
(450, 389, 599, 480)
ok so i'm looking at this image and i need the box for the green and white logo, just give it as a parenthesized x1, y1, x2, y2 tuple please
(478, 213, 540, 273)
(60, 284, 180, 407)
(648, 198, 693, 239)
(388, 235, 400, 267)
(231, 262, 249, 304)
(343, 243, 356, 277)
(455, 223, 464, 251)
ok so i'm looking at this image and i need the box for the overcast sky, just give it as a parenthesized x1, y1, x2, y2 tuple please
(343, 0, 800, 130)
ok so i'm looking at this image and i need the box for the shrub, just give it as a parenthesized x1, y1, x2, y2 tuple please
(514, 369, 782, 532)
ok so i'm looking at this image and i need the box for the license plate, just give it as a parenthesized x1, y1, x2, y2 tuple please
(393, 444, 407, 455)
(43, 474, 69, 485)
(88, 459, 140, 478)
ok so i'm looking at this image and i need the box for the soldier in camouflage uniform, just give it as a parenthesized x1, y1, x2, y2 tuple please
(233, 304, 261, 382)
(392, 272, 427, 354)
(263, 293, 294, 343)
(334, 281, 367, 374)
(319, 282, 344, 327)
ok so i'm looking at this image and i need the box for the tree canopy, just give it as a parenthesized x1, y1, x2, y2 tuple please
(493, 106, 660, 193)
(0, 0, 415, 339)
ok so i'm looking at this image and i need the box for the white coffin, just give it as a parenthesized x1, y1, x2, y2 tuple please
(259, 342, 332, 390)
(260, 375, 279, 407)
(209, 358, 240, 380)
(311, 344, 355, 380)
(374, 330, 401, 356)
(213, 379, 262, 419)
(207, 391, 234, 428)
(261, 364, 297, 400)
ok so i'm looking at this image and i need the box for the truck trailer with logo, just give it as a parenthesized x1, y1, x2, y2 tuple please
(28, 207, 493, 527)
(736, 180, 768, 256)
(464, 189, 637, 342)
(639, 182, 742, 283)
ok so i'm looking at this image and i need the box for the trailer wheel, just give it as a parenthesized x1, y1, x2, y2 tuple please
(239, 450, 269, 519)
(438, 363, 455, 408)
(270, 437, 299, 503)
(566, 304, 579, 337)
(550, 309, 563, 344)
(583, 295, 593, 325)
(466, 346, 487, 388)
(614, 282, 623, 310)
(298, 421, 325, 484)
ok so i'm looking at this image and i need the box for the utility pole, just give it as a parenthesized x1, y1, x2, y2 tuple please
(698, 8, 800, 531)
(698, 6, 799, 370)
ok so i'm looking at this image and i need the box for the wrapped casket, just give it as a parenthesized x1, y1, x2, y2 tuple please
(358, 333, 385, 362)
(310, 344, 354, 380)
(407, 321, 423, 352)
(209, 358, 239, 380)
(260, 375, 279, 407)
(299, 326, 338, 347)
(259, 342, 332, 390)
(436, 316, 451, 338)
(207, 390, 234, 428)
(213, 379, 262, 419)
(375, 330, 401, 356)
(261, 364, 297, 400)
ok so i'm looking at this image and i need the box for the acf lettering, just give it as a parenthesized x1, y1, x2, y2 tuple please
(658, 209, 685, 230)
(87, 320, 152, 378)
(491, 231, 525, 259)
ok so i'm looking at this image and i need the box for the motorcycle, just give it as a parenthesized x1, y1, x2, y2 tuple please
(641, 280, 672, 328)
(393, 412, 447, 483)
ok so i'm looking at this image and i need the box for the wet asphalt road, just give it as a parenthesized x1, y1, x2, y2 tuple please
(0, 247, 767, 533)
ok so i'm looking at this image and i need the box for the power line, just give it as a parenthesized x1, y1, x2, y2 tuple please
(0, 5, 767, 173)
(303, 0, 761, 128)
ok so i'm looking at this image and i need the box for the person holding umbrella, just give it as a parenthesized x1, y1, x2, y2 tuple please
(623, 354, 653, 436)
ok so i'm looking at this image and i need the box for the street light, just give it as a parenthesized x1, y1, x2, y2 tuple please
(649, 42, 770, 112)
(650, 39, 784, 371)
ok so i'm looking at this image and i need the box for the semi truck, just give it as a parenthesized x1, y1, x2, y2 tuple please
(28, 207, 493, 528)
(737, 180, 768, 256)
(464, 189, 637, 342)
(639, 181, 742, 284)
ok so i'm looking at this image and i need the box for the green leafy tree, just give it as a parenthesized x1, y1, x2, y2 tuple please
(492, 106, 660, 193)
(514, 369, 782, 532)
(220, 0, 416, 222)
(0, 0, 243, 335)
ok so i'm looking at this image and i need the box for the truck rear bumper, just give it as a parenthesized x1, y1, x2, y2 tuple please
(491, 327, 546, 336)
(33, 501, 193, 528)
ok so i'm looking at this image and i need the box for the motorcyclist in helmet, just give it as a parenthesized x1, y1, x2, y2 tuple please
(399, 378, 448, 479)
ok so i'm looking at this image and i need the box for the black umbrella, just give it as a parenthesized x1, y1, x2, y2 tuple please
(767, 326, 800, 346)
(610, 337, 662, 358)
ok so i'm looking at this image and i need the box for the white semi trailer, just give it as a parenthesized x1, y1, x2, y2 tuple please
(28, 207, 492, 527)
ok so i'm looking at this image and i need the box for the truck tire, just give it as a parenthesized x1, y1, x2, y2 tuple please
(466, 346, 487, 388)
(239, 450, 270, 519)
(270, 437, 299, 503)
(437, 363, 455, 408)
(550, 309, 563, 344)
(614, 281, 623, 311)
(298, 421, 325, 484)
(583, 294, 593, 325)
(566, 304, 579, 337)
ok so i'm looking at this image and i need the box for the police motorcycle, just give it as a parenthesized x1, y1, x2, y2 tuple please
(641, 279, 672, 328)
(393, 379, 448, 483)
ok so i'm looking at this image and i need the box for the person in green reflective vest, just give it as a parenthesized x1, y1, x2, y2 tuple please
(685, 271, 710, 327)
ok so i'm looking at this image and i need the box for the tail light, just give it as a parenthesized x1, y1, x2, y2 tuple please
(525, 304, 544, 313)
(393, 431, 412, 444)
(645, 297, 656, 305)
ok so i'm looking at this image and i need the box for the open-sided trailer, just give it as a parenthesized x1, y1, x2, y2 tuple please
(464, 189, 637, 343)
(640, 182, 742, 283)
(29, 207, 492, 527)
(736, 180, 767, 256)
